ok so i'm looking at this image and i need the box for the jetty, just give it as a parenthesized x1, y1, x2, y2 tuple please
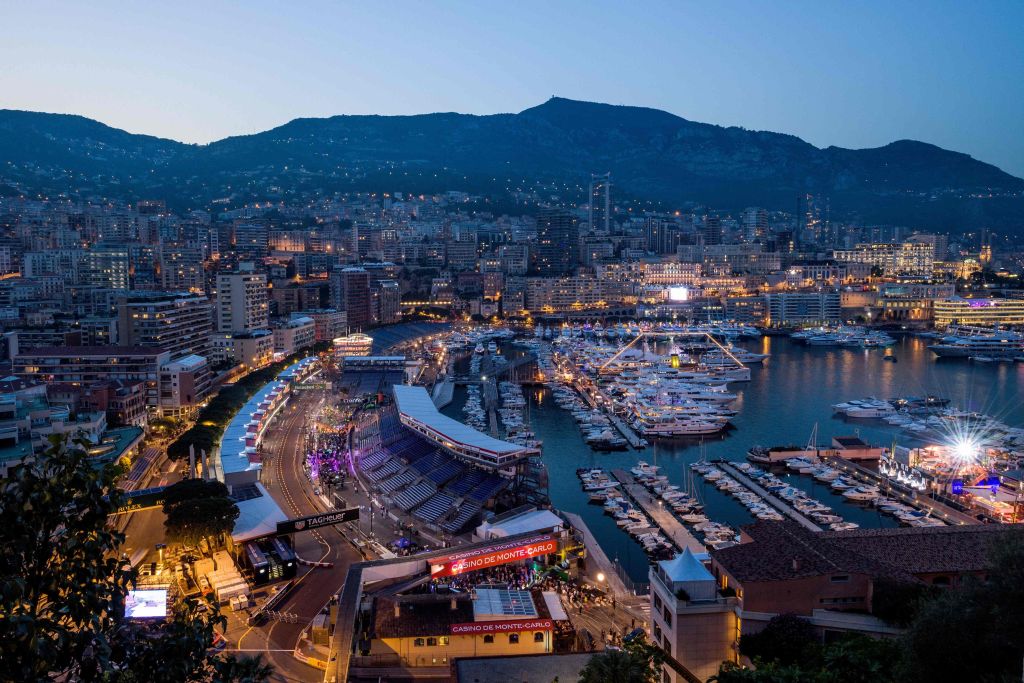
(562, 512, 629, 598)
(717, 461, 821, 531)
(826, 456, 981, 526)
(611, 469, 706, 554)
(575, 384, 645, 449)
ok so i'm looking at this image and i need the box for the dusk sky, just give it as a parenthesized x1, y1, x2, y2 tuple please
(4, 1, 1023, 176)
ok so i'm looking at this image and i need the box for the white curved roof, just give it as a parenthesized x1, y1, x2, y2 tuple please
(392, 385, 527, 457)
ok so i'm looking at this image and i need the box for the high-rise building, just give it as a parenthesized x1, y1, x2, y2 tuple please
(741, 207, 768, 242)
(158, 245, 205, 292)
(81, 242, 132, 290)
(371, 280, 402, 325)
(338, 267, 371, 331)
(233, 220, 269, 260)
(588, 173, 612, 234)
(699, 216, 723, 246)
(216, 267, 269, 333)
(117, 291, 213, 360)
(534, 210, 579, 275)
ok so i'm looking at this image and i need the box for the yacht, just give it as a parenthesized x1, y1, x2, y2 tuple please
(474, 343, 485, 354)
(487, 341, 498, 353)
(929, 325, 1024, 358)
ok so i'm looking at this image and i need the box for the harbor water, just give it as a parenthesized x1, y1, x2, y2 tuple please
(446, 335, 1024, 581)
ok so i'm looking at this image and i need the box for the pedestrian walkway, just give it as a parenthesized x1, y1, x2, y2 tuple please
(563, 512, 629, 598)
(611, 470, 706, 554)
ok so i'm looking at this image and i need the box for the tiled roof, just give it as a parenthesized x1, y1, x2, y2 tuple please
(374, 594, 476, 638)
(821, 523, 1016, 575)
(711, 520, 1022, 583)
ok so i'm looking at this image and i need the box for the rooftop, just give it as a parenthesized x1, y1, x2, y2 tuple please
(16, 345, 169, 357)
(712, 520, 1019, 583)
(231, 481, 290, 543)
(393, 385, 529, 458)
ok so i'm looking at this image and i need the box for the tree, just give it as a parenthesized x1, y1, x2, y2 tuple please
(162, 479, 239, 549)
(903, 530, 1024, 682)
(579, 648, 657, 683)
(737, 614, 819, 668)
(0, 436, 272, 682)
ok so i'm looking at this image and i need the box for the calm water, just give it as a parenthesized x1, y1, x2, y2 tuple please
(446, 335, 1024, 580)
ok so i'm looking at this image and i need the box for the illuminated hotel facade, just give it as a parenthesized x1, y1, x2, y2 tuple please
(933, 297, 1024, 328)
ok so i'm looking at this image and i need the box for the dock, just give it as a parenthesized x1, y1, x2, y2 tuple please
(562, 512, 629, 598)
(611, 470, 706, 554)
(826, 456, 981, 526)
(717, 461, 822, 531)
(574, 383, 646, 449)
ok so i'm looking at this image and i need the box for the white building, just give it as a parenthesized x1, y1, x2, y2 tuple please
(273, 316, 316, 355)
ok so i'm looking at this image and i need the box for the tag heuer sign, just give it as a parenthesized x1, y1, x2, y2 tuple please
(276, 508, 359, 535)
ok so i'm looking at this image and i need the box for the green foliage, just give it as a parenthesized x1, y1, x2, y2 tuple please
(167, 346, 328, 461)
(0, 436, 133, 680)
(715, 531, 1024, 683)
(712, 635, 901, 683)
(0, 436, 272, 682)
(579, 648, 657, 683)
(737, 614, 819, 668)
(163, 479, 239, 548)
(903, 530, 1024, 683)
(870, 577, 936, 627)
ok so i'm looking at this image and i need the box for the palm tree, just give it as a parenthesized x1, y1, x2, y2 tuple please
(579, 649, 655, 683)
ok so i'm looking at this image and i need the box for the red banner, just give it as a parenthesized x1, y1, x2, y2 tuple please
(430, 535, 558, 577)
(451, 619, 553, 635)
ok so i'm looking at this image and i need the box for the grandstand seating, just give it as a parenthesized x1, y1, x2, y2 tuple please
(394, 482, 436, 512)
(365, 459, 402, 482)
(425, 460, 464, 486)
(467, 474, 508, 503)
(447, 468, 487, 496)
(413, 493, 455, 524)
(359, 448, 390, 471)
(379, 469, 418, 494)
(441, 502, 483, 534)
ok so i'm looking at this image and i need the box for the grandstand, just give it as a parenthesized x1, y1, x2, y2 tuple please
(356, 428, 512, 535)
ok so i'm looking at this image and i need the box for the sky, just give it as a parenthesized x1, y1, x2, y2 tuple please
(3, 1, 1023, 177)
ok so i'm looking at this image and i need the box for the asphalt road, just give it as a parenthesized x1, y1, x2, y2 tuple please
(235, 389, 363, 682)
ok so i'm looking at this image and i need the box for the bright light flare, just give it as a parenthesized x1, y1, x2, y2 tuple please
(952, 438, 979, 463)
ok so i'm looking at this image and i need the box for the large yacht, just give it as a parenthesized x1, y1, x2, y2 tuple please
(928, 326, 1024, 358)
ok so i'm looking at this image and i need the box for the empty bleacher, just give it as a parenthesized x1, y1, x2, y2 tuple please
(441, 502, 483, 534)
(379, 470, 418, 494)
(394, 482, 436, 512)
(425, 459, 463, 486)
(365, 459, 402, 482)
(413, 492, 456, 524)
(467, 474, 508, 503)
(447, 468, 487, 497)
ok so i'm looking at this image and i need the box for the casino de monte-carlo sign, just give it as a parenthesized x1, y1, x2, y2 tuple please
(429, 535, 559, 577)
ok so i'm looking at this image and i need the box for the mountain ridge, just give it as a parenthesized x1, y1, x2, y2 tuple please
(1, 98, 1021, 233)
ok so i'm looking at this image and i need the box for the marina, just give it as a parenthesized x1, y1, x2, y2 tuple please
(442, 329, 1024, 581)
(715, 461, 822, 531)
(610, 469, 706, 554)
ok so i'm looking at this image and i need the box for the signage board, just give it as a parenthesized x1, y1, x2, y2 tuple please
(451, 618, 553, 635)
(276, 508, 359, 534)
(430, 534, 558, 577)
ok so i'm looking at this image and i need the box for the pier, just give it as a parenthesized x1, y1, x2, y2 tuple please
(574, 383, 646, 449)
(562, 512, 630, 598)
(611, 470, 706, 554)
(717, 461, 822, 531)
(826, 456, 982, 526)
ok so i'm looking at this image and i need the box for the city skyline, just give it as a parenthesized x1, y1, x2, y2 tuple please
(2, 1, 1023, 176)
